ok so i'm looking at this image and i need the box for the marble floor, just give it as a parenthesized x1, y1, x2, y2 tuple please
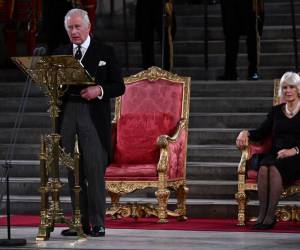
(1, 227, 300, 250)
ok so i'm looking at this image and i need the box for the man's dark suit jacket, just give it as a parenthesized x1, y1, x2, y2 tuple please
(53, 38, 125, 163)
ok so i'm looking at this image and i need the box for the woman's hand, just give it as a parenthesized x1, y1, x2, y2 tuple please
(277, 148, 298, 159)
(236, 130, 249, 149)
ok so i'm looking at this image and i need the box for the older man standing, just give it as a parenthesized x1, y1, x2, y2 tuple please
(54, 8, 125, 237)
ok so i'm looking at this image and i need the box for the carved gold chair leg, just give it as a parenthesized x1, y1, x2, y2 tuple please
(107, 191, 121, 219)
(155, 188, 170, 223)
(176, 184, 188, 221)
(235, 191, 248, 226)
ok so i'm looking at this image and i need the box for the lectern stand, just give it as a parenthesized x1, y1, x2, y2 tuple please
(11, 55, 94, 241)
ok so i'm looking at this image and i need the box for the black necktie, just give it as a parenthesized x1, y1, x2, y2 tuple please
(75, 45, 82, 60)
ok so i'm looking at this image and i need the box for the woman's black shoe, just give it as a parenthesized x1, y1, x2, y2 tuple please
(251, 222, 263, 230)
(259, 219, 277, 230)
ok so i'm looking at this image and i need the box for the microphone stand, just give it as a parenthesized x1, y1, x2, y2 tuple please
(0, 76, 30, 247)
(0, 47, 45, 246)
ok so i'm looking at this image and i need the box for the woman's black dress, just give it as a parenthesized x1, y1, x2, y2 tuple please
(249, 103, 300, 184)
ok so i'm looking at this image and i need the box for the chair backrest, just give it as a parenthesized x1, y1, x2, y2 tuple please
(273, 79, 282, 105)
(113, 67, 190, 164)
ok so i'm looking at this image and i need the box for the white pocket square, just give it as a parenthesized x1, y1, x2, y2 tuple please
(98, 60, 106, 66)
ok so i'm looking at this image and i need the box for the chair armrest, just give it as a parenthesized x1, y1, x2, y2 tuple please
(156, 119, 187, 179)
(157, 119, 186, 147)
(237, 147, 250, 175)
(237, 136, 272, 175)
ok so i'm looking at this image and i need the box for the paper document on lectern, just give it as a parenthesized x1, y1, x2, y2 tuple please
(11, 55, 95, 86)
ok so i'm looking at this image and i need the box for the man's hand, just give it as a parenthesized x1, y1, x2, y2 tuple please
(277, 148, 298, 159)
(80, 86, 102, 101)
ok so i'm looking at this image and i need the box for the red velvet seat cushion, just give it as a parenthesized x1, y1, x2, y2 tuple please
(105, 163, 157, 180)
(247, 170, 258, 180)
(114, 112, 175, 164)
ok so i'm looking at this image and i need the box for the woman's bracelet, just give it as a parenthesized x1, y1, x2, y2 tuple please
(294, 147, 299, 155)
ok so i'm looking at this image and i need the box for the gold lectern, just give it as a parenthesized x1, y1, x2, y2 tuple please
(11, 55, 94, 241)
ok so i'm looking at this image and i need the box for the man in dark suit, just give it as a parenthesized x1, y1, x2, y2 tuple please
(54, 8, 125, 237)
(135, 0, 176, 71)
(218, 0, 264, 80)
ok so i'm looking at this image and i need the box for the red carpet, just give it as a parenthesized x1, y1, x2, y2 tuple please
(1, 215, 300, 233)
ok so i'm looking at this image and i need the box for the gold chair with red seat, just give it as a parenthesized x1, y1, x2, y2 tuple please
(236, 79, 300, 226)
(105, 66, 191, 223)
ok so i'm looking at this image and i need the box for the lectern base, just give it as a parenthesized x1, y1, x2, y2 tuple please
(0, 238, 27, 247)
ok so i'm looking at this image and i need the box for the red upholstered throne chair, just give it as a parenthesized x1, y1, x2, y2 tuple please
(236, 79, 300, 226)
(105, 67, 191, 223)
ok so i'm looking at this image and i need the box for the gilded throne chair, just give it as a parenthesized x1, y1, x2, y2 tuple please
(105, 67, 191, 223)
(236, 79, 300, 226)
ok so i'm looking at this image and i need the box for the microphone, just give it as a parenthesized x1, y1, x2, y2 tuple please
(32, 46, 47, 56)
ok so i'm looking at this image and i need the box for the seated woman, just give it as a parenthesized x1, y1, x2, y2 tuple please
(236, 71, 300, 230)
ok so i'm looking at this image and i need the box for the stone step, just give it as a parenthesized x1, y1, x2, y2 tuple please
(0, 127, 242, 145)
(155, 66, 291, 80)
(173, 1, 300, 16)
(0, 128, 51, 143)
(5, 178, 237, 199)
(0, 196, 241, 218)
(0, 82, 44, 97)
(0, 96, 273, 114)
(0, 69, 25, 82)
(105, 13, 300, 30)
(113, 40, 300, 57)
(188, 144, 240, 162)
(188, 161, 237, 180)
(177, 13, 300, 26)
(0, 144, 240, 162)
(0, 97, 48, 112)
(189, 112, 266, 128)
(98, 24, 300, 42)
(118, 53, 297, 68)
(104, 23, 300, 41)
(3, 196, 300, 219)
(190, 80, 273, 97)
(0, 80, 274, 98)
(0, 160, 238, 181)
(188, 128, 240, 145)
(0, 111, 267, 130)
(0, 112, 50, 128)
(189, 97, 272, 113)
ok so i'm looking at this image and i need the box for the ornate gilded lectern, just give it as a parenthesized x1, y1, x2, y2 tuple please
(11, 55, 94, 241)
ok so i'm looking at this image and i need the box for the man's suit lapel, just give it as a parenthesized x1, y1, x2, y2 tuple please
(81, 39, 99, 77)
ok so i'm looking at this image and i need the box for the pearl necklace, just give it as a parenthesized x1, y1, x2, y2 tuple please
(285, 101, 300, 118)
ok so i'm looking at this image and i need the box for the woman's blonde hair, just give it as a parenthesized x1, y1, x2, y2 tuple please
(278, 71, 300, 97)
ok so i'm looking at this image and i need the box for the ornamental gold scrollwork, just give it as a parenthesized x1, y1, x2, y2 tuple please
(106, 182, 155, 195)
(282, 185, 300, 197)
(276, 206, 300, 222)
(107, 203, 159, 219)
(125, 66, 185, 83)
(59, 147, 75, 170)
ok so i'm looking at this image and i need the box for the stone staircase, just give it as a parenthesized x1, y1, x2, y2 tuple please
(101, 0, 300, 80)
(1, 0, 300, 218)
